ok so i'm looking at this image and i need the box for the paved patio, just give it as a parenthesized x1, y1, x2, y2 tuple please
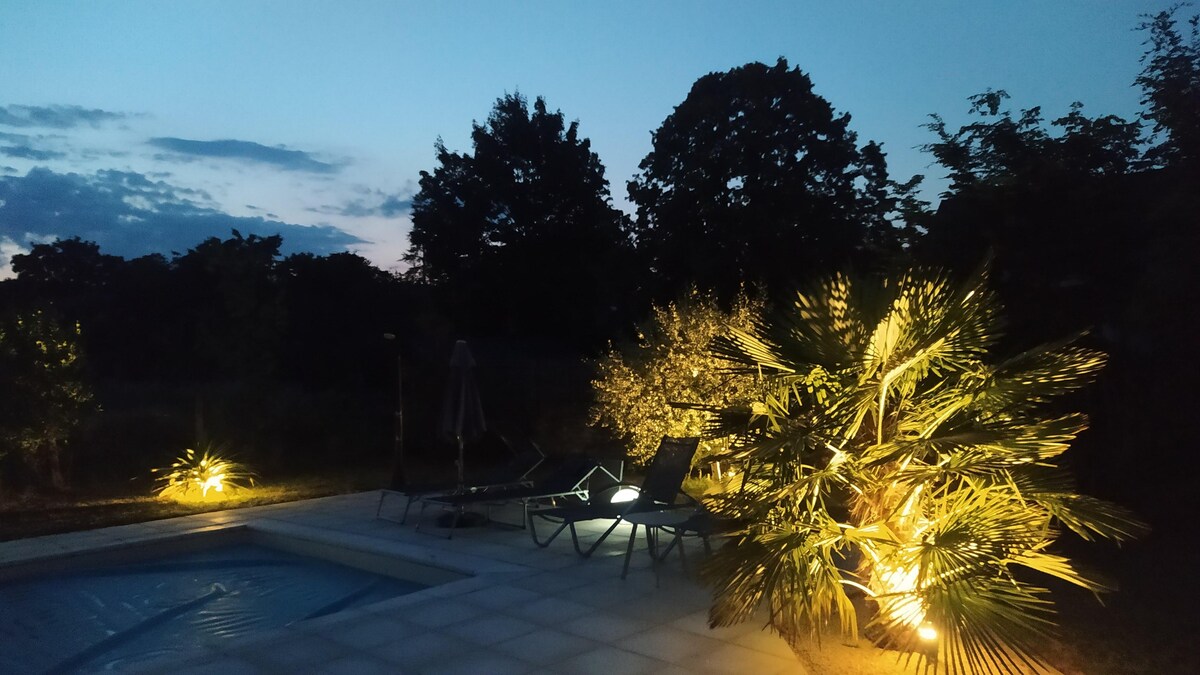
(0, 491, 808, 674)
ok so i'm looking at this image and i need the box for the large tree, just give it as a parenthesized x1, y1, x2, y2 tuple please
(628, 59, 922, 303)
(1137, 8, 1200, 168)
(405, 94, 634, 346)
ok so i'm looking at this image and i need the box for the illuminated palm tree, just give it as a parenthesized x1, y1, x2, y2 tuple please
(701, 266, 1145, 673)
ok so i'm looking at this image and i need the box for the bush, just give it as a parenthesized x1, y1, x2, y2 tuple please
(590, 288, 762, 469)
(702, 267, 1146, 673)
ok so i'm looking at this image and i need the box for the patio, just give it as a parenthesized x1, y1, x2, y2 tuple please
(0, 491, 806, 674)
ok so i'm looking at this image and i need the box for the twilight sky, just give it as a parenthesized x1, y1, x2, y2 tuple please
(0, 0, 1174, 278)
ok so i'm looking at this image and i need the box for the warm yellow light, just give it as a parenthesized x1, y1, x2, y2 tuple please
(917, 623, 938, 641)
(876, 562, 926, 628)
(152, 448, 253, 503)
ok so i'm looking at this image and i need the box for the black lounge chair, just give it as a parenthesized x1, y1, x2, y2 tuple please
(652, 504, 740, 562)
(415, 453, 605, 536)
(376, 434, 542, 525)
(527, 435, 699, 558)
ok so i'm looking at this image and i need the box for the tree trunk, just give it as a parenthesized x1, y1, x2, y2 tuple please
(45, 437, 68, 491)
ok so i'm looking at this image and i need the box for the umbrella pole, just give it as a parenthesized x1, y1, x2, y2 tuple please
(456, 435, 465, 493)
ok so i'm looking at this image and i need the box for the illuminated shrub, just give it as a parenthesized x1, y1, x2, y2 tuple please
(702, 267, 1145, 673)
(0, 310, 95, 490)
(152, 446, 254, 502)
(590, 288, 762, 468)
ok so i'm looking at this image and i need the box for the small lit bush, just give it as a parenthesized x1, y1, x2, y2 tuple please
(591, 288, 763, 469)
(151, 446, 255, 502)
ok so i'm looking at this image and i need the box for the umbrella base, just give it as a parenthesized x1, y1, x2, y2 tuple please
(436, 510, 488, 529)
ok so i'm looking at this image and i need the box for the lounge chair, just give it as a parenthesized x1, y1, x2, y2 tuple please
(376, 434, 541, 525)
(652, 504, 739, 560)
(527, 435, 699, 558)
(415, 453, 605, 536)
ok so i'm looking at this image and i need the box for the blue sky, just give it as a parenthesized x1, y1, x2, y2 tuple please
(0, 0, 1175, 277)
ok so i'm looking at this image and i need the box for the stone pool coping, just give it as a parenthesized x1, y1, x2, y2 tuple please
(0, 491, 807, 674)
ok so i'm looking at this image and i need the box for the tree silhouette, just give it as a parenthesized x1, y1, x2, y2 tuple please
(1137, 7, 1200, 167)
(405, 93, 634, 346)
(173, 231, 285, 380)
(628, 58, 921, 303)
(921, 90, 1141, 194)
(913, 13, 1200, 525)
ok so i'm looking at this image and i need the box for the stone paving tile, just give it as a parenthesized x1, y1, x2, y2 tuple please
(560, 611, 651, 642)
(322, 615, 427, 649)
(458, 583, 544, 610)
(677, 641, 805, 674)
(503, 595, 595, 625)
(370, 631, 464, 670)
(430, 649, 535, 675)
(442, 613, 541, 646)
(491, 626, 602, 665)
(669, 608, 762, 641)
(402, 597, 488, 627)
(730, 626, 799, 659)
(508, 570, 595, 595)
(557, 645, 670, 674)
(617, 624, 727, 664)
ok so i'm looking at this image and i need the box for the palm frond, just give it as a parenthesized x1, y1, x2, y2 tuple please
(979, 338, 1107, 415)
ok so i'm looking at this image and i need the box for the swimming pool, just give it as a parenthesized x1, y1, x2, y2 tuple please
(0, 527, 465, 673)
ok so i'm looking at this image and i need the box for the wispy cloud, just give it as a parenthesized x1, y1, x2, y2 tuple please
(0, 145, 66, 161)
(148, 137, 338, 173)
(0, 168, 365, 260)
(309, 188, 413, 218)
(0, 104, 128, 129)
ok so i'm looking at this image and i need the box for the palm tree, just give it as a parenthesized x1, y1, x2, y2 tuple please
(701, 266, 1145, 673)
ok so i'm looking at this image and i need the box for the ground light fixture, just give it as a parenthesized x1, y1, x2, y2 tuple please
(610, 487, 640, 503)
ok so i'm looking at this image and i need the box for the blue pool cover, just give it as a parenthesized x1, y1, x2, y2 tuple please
(0, 544, 428, 673)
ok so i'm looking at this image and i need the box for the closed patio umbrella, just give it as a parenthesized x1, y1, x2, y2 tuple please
(441, 340, 486, 493)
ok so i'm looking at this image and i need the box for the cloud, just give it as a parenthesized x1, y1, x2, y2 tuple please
(0, 236, 24, 279)
(0, 104, 127, 129)
(0, 168, 365, 260)
(309, 189, 413, 218)
(1, 145, 66, 160)
(148, 137, 338, 173)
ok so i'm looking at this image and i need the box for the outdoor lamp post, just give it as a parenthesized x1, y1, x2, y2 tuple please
(383, 333, 405, 487)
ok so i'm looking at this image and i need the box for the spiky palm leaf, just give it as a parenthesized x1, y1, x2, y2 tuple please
(700, 265, 1146, 673)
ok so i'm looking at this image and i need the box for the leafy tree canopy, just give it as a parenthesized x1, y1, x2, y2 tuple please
(922, 90, 1142, 195)
(628, 58, 923, 303)
(1137, 7, 1200, 167)
(405, 93, 634, 346)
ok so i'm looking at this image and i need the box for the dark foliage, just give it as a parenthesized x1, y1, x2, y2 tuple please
(914, 7, 1200, 528)
(628, 58, 924, 303)
(405, 93, 635, 348)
